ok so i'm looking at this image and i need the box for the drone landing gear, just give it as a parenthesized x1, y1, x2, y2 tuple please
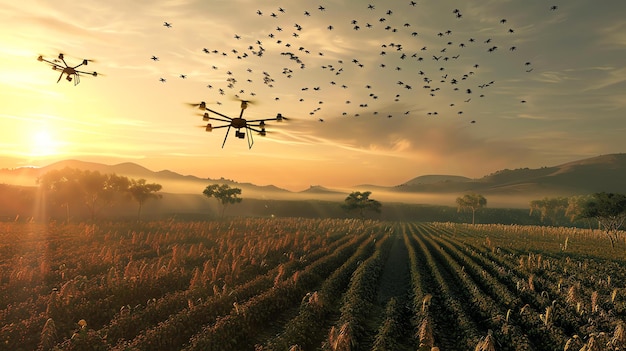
(221, 127, 254, 149)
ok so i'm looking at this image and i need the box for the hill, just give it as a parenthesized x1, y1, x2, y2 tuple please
(0, 159, 291, 199)
(1, 153, 625, 207)
(389, 153, 626, 206)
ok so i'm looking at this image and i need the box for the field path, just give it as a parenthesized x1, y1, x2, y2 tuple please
(376, 229, 411, 304)
(365, 228, 414, 350)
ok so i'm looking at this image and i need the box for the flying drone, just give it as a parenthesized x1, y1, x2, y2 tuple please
(37, 53, 99, 85)
(189, 100, 287, 149)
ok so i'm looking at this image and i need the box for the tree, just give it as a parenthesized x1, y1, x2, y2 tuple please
(456, 193, 487, 225)
(341, 191, 382, 219)
(38, 167, 83, 222)
(579, 192, 626, 248)
(202, 184, 242, 218)
(529, 197, 568, 225)
(81, 171, 130, 221)
(39, 168, 132, 221)
(127, 179, 162, 220)
(565, 195, 594, 229)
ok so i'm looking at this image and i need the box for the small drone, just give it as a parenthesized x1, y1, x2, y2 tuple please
(190, 100, 286, 148)
(37, 53, 99, 85)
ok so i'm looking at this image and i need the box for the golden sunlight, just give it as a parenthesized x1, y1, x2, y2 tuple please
(30, 130, 59, 157)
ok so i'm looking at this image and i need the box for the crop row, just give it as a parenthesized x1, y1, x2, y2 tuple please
(0, 218, 376, 350)
(4, 220, 626, 350)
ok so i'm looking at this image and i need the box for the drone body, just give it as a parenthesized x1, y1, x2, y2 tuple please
(37, 53, 99, 85)
(191, 100, 286, 148)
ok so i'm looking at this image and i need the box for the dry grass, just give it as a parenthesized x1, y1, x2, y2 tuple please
(418, 317, 434, 349)
(567, 284, 580, 305)
(611, 321, 626, 348)
(539, 306, 552, 326)
(422, 294, 433, 313)
(38, 318, 57, 351)
(474, 330, 496, 351)
(327, 323, 354, 351)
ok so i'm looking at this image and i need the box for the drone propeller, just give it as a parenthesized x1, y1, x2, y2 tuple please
(230, 96, 259, 110)
(88, 71, 103, 77)
(254, 127, 273, 136)
(186, 101, 208, 109)
(230, 95, 258, 104)
(275, 113, 291, 121)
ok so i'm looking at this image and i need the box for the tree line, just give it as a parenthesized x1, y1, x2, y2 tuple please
(455, 192, 626, 248)
(529, 193, 626, 248)
(5, 167, 626, 240)
(38, 167, 162, 221)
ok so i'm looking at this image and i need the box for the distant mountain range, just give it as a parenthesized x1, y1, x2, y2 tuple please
(1, 153, 625, 207)
(391, 153, 626, 196)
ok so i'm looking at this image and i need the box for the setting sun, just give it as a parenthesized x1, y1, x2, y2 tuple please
(30, 130, 59, 157)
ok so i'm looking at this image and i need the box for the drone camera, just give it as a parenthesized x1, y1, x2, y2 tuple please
(236, 131, 245, 139)
(202, 113, 210, 121)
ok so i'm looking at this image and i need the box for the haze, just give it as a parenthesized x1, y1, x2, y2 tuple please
(1, 0, 625, 191)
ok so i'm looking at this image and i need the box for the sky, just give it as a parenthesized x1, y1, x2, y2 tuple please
(1, 0, 625, 191)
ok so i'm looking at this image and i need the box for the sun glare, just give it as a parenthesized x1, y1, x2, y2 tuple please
(30, 130, 59, 157)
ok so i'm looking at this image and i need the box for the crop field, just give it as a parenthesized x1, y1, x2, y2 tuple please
(2, 219, 626, 350)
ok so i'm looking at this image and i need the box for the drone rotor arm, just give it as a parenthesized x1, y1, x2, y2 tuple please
(39, 57, 61, 66)
(206, 116, 232, 123)
(246, 126, 264, 133)
(246, 117, 277, 123)
(207, 124, 230, 129)
(74, 69, 97, 75)
(58, 55, 69, 67)
(205, 108, 234, 121)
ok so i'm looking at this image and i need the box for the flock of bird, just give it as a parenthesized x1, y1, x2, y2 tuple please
(60, 2, 562, 127)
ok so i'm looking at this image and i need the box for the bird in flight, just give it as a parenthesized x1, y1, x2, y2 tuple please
(163, 22, 172, 28)
(155, 2, 556, 127)
(151, 56, 159, 61)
